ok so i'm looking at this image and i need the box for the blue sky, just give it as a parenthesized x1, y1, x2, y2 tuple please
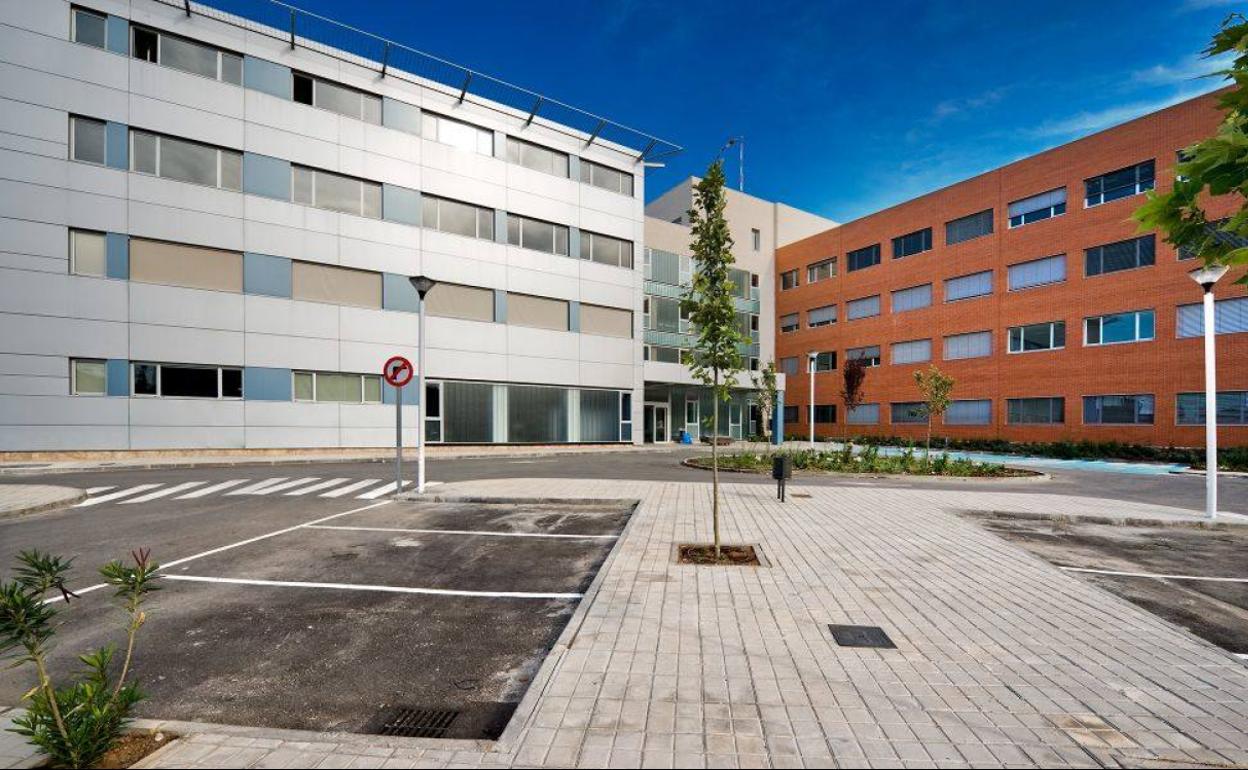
(280, 0, 1236, 223)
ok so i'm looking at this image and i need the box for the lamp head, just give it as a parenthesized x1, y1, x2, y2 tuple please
(1189, 263, 1230, 293)
(409, 275, 436, 298)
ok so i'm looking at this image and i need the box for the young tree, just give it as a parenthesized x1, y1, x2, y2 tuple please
(1133, 14, 1248, 285)
(682, 159, 747, 560)
(913, 365, 955, 457)
(840, 356, 867, 445)
(751, 359, 778, 444)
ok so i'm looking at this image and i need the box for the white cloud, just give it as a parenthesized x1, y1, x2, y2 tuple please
(1131, 52, 1233, 86)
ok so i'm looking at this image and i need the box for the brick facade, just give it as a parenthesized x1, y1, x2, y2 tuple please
(776, 92, 1247, 447)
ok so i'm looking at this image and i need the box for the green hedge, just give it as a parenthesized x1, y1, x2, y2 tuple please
(700, 446, 1022, 477)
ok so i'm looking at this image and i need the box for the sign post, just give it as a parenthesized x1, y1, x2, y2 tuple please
(383, 355, 414, 495)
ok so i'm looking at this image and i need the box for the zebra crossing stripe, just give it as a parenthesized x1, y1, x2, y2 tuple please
(84, 486, 115, 495)
(283, 478, 351, 496)
(120, 481, 207, 504)
(77, 484, 162, 507)
(357, 480, 411, 500)
(246, 477, 321, 496)
(226, 478, 291, 496)
(319, 479, 381, 498)
(176, 479, 251, 499)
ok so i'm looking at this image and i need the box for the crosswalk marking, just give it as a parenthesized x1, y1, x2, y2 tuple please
(283, 478, 351, 496)
(176, 479, 251, 499)
(85, 486, 115, 495)
(358, 480, 411, 499)
(319, 479, 381, 498)
(226, 477, 291, 496)
(77, 484, 163, 507)
(247, 477, 320, 496)
(120, 481, 207, 504)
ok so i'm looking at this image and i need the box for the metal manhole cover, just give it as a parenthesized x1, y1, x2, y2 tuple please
(828, 624, 896, 649)
(371, 707, 459, 738)
(791, 493, 812, 498)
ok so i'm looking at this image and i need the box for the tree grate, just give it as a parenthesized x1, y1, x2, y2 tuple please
(370, 707, 460, 738)
(828, 624, 896, 649)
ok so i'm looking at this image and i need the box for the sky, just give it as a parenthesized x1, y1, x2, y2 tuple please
(271, 0, 1237, 223)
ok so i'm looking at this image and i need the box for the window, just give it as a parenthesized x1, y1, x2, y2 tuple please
(421, 195, 494, 240)
(425, 382, 443, 442)
(846, 295, 881, 320)
(728, 268, 751, 298)
(1009, 188, 1066, 228)
(130, 238, 243, 292)
(1008, 254, 1066, 291)
(508, 385, 569, 443)
(70, 116, 106, 165)
(807, 304, 837, 328)
(847, 404, 880, 425)
(814, 405, 837, 423)
(69, 230, 106, 277)
(846, 243, 881, 272)
(132, 362, 243, 399)
(508, 293, 569, 331)
(71, 359, 106, 395)
(1008, 321, 1065, 353)
(891, 283, 932, 313)
(442, 381, 495, 442)
(292, 72, 380, 123)
(752, 229, 761, 251)
(891, 339, 931, 365)
(891, 402, 928, 424)
(646, 248, 685, 285)
(780, 269, 800, 290)
(506, 214, 569, 255)
(779, 313, 799, 333)
(1084, 394, 1155, 425)
(1085, 235, 1154, 276)
(425, 282, 495, 322)
(580, 231, 633, 268)
(292, 371, 382, 404)
(892, 227, 932, 258)
(812, 351, 836, 372)
(291, 165, 381, 218)
(1177, 219, 1248, 260)
(646, 346, 684, 364)
(1176, 296, 1248, 338)
(292, 262, 382, 308)
(131, 130, 242, 191)
(945, 209, 993, 245)
(1085, 310, 1154, 346)
(131, 25, 242, 85)
(1177, 391, 1248, 426)
(71, 6, 107, 49)
(944, 270, 993, 302)
(944, 330, 992, 360)
(946, 399, 991, 425)
(806, 258, 836, 283)
(779, 357, 799, 376)
(506, 137, 569, 177)
(1007, 397, 1065, 425)
(783, 405, 799, 423)
(846, 345, 881, 367)
(422, 112, 493, 155)
(648, 296, 685, 333)
(1085, 160, 1155, 207)
(581, 304, 632, 338)
(579, 158, 633, 195)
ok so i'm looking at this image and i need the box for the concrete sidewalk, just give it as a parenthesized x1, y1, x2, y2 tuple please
(66, 478, 1241, 769)
(0, 484, 84, 519)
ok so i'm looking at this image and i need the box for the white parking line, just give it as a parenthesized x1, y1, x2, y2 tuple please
(226, 477, 290, 496)
(176, 479, 250, 499)
(76, 484, 162, 507)
(1061, 566, 1248, 583)
(48, 500, 392, 603)
(306, 524, 618, 540)
(319, 479, 381, 498)
(120, 481, 207, 504)
(162, 574, 584, 600)
(357, 480, 411, 499)
(283, 478, 351, 496)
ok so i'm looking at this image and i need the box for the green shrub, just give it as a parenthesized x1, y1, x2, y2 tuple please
(702, 448, 1012, 477)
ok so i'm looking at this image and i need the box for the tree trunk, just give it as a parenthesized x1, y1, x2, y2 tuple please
(712, 374, 721, 561)
(926, 416, 932, 459)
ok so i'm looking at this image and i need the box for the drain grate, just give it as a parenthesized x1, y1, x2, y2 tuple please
(791, 493, 812, 498)
(828, 624, 896, 649)
(371, 707, 460, 738)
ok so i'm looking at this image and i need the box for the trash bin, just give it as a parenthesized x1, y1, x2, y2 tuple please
(772, 455, 792, 481)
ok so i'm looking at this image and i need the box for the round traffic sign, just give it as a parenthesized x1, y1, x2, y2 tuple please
(383, 355, 413, 387)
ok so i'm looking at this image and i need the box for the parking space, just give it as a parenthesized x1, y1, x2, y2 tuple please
(0, 498, 634, 740)
(969, 514, 1248, 656)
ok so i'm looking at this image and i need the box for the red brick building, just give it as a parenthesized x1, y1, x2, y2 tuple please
(775, 92, 1247, 447)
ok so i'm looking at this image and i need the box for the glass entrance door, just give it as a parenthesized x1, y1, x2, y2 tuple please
(653, 405, 669, 442)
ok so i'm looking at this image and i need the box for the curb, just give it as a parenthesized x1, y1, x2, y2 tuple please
(679, 457, 1049, 482)
(958, 508, 1248, 529)
(0, 486, 86, 521)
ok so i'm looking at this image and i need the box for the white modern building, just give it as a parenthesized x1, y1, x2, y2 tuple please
(0, 0, 828, 452)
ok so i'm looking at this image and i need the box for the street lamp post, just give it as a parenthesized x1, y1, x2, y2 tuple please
(1189, 263, 1229, 520)
(808, 351, 817, 448)
(409, 275, 436, 494)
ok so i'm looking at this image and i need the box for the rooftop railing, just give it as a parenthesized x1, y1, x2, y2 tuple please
(153, 0, 682, 161)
